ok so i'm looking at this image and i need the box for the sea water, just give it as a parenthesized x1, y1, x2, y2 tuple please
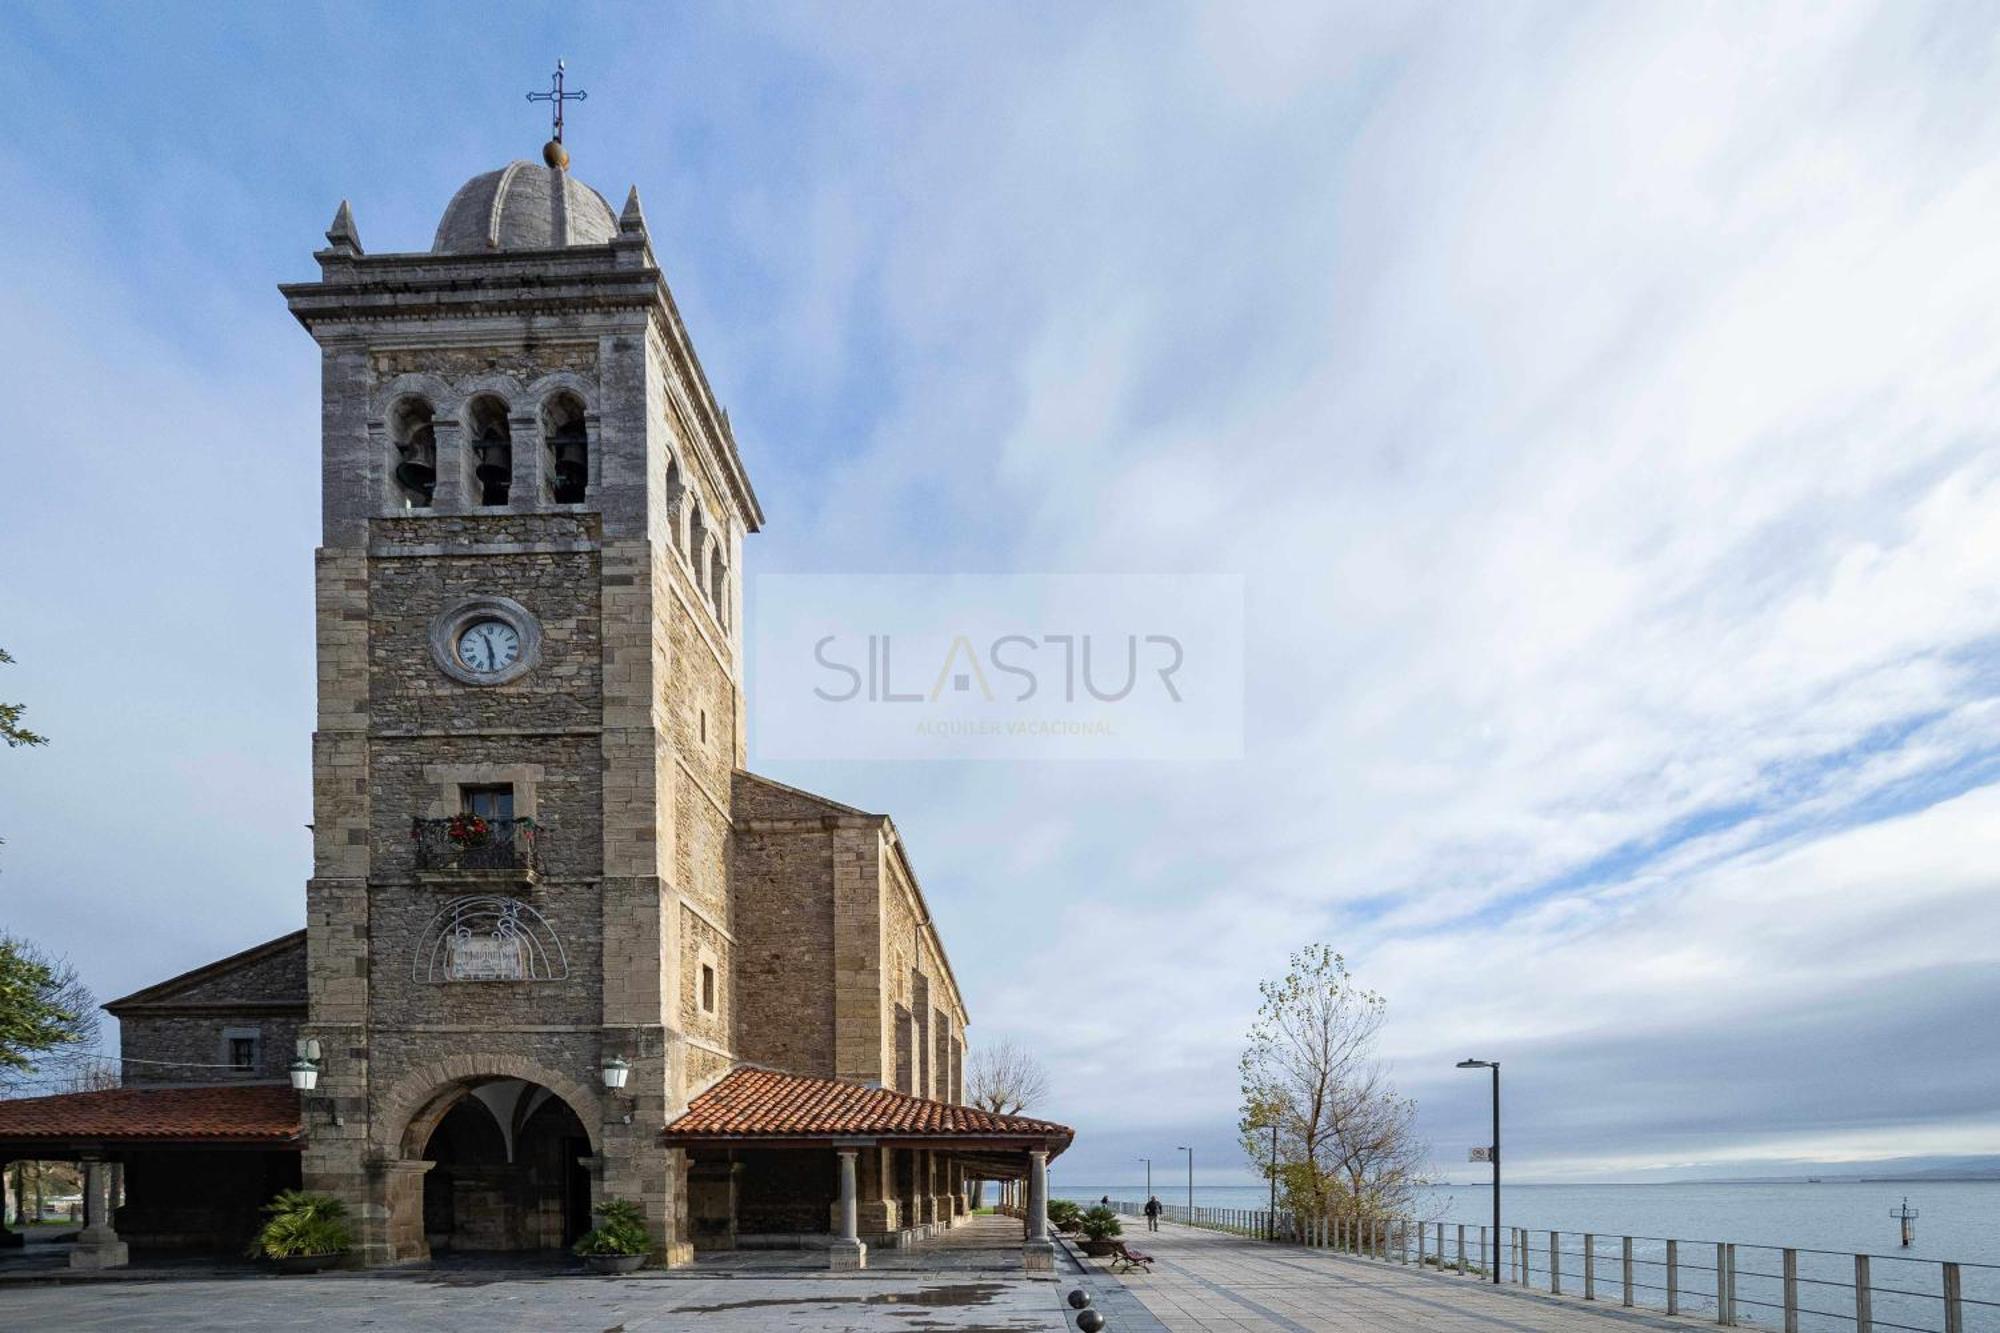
(1053, 1180, 2000, 1331)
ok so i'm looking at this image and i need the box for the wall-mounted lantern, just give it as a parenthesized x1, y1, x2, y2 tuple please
(601, 1054, 631, 1091)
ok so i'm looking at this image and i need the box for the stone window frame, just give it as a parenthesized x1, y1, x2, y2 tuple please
(220, 1026, 262, 1075)
(428, 595, 544, 687)
(421, 763, 544, 820)
(696, 944, 721, 1018)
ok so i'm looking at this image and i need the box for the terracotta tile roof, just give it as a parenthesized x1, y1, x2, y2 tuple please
(0, 1084, 303, 1146)
(663, 1066, 1072, 1146)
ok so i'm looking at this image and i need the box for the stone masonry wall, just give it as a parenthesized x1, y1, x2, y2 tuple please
(367, 518, 601, 736)
(120, 1012, 303, 1084)
(116, 935, 307, 1084)
(730, 820, 837, 1076)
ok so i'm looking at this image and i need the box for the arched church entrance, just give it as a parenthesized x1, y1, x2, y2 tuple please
(405, 1078, 593, 1256)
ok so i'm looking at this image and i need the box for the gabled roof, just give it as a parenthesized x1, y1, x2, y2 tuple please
(0, 1085, 303, 1148)
(104, 930, 307, 1014)
(662, 1066, 1071, 1150)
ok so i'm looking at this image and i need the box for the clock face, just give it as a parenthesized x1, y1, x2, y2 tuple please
(456, 619, 522, 675)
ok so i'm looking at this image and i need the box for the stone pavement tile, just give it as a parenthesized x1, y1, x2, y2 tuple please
(0, 1271, 1081, 1331)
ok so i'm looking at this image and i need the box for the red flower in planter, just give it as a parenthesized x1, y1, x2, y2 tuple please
(447, 814, 492, 845)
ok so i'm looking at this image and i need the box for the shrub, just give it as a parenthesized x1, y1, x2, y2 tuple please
(247, 1190, 353, 1259)
(1080, 1205, 1123, 1242)
(1049, 1199, 1084, 1233)
(574, 1199, 651, 1258)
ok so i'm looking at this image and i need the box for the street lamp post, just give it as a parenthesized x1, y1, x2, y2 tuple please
(1139, 1156, 1152, 1197)
(1177, 1146, 1193, 1221)
(1457, 1059, 1501, 1284)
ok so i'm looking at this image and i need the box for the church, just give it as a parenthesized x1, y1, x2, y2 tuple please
(0, 126, 1068, 1271)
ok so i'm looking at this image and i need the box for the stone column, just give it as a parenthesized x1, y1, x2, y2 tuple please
(68, 1157, 128, 1270)
(0, 1158, 18, 1248)
(1022, 1148, 1054, 1273)
(830, 1149, 866, 1270)
(855, 1146, 895, 1236)
(919, 1150, 940, 1232)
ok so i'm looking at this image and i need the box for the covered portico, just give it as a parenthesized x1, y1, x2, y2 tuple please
(0, 1084, 304, 1267)
(663, 1066, 1071, 1271)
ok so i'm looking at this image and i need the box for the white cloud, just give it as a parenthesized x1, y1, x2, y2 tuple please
(734, 1, 2000, 1178)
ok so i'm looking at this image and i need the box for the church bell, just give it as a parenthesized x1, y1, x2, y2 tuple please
(473, 432, 513, 487)
(550, 433, 587, 503)
(395, 430, 437, 502)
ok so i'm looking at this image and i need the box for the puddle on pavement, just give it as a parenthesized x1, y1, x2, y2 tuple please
(672, 1282, 1011, 1314)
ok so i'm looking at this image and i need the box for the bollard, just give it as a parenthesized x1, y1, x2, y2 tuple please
(1856, 1254, 1872, 1333)
(1783, 1248, 1798, 1333)
(1944, 1261, 1963, 1333)
(1585, 1233, 1595, 1300)
(1622, 1236, 1633, 1308)
(1667, 1240, 1679, 1316)
(1551, 1231, 1562, 1295)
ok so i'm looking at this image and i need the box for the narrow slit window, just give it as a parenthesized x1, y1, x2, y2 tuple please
(700, 963, 716, 1014)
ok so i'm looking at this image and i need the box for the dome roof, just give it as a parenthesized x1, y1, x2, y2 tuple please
(432, 161, 618, 254)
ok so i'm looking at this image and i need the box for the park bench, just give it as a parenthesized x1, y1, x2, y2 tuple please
(1111, 1241, 1155, 1273)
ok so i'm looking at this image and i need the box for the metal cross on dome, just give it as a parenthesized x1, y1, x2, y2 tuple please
(527, 59, 588, 144)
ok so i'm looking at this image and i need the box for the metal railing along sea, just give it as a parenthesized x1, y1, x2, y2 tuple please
(1105, 1199, 1999, 1333)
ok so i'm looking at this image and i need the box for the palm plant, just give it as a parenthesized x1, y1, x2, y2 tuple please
(574, 1199, 651, 1258)
(247, 1190, 353, 1259)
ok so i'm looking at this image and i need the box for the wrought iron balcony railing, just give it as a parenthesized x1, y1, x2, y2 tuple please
(411, 816, 543, 878)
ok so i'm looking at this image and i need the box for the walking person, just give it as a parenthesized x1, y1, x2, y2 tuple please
(1144, 1195, 1162, 1231)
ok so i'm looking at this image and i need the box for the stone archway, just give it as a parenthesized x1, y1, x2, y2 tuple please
(377, 1058, 604, 1264)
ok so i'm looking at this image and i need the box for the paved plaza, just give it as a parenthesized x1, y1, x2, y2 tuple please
(0, 1214, 1098, 1332)
(1084, 1220, 1722, 1332)
(0, 1216, 1760, 1332)
(0, 1269, 1087, 1331)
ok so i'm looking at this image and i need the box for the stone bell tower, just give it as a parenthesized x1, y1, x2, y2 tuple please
(281, 140, 761, 1265)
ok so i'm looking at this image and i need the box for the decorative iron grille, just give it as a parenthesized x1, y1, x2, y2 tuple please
(414, 895, 568, 983)
(411, 816, 544, 874)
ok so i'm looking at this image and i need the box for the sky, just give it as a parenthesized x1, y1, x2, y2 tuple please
(1, 1, 1998, 1185)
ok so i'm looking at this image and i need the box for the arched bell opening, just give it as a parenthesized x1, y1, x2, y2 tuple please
(408, 1077, 592, 1257)
(543, 392, 589, 505)
(390, 398, 437, 508)
(464, 395, 513, 507)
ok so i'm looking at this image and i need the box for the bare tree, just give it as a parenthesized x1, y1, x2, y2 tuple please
(966, 1039, 1051, 1115)
(966, 1039, 1051, 1212)
(1238, 945, 1426, 1223)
